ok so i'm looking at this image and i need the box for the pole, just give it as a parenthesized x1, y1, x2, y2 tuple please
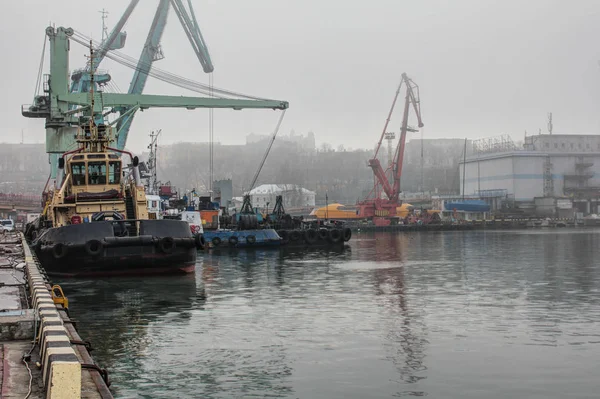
(462, 138, 467, 200)
(477, 157, 480, 195)
(325, 192, 329, 221)
(209, 73, 214, 200)
(420, 127, 424, 197)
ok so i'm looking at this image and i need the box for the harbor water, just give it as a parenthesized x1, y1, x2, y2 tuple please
(61, 229, 600, 398)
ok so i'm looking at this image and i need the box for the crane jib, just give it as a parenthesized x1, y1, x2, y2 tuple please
(365, 72, 424, 205)
(23, 0, 289, 177)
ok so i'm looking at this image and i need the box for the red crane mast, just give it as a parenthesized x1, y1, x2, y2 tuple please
(358, 73, 424, 226)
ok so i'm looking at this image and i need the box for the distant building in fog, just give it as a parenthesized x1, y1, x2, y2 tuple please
(246, 130, 316, 150)
(213, 179, 233, 206)
(460, 133, 600, 214)
(405, 138, 468, 167)
(0, 143, 48, 194)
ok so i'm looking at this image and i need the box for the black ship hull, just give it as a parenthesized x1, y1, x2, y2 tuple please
(277, 227, 352, 248)
(31, 219, 201, 277)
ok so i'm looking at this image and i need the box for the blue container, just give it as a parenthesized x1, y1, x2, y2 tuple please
(444, 200, 490, 212)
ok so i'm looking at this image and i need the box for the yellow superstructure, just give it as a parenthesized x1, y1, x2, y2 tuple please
(44, 123, 148, 228)
(312, 203, 361, 220)
(312, 202, 417, 220)
(395, 203, 414, 218)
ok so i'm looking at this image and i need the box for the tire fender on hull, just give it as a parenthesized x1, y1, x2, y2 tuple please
(304, 229, 318, 244)
(85, 239, 104, 257)
(289, 230, 302, 242)
(158, 237, 175, 254)
(52, 243, 69, 260)
(343, 227, 352, 242)
(195, 234, 206, 250)
(318, 229, 329, 240)
(328, 228, 343, 244)
(277, 230, 289, 244)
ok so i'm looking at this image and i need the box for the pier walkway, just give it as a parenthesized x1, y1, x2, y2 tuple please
(0, 231, 111, 398)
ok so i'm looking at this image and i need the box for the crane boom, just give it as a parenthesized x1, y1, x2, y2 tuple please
(116, 0, 171, 149)
(391, 74, 423, 200)
(115, 0, 216, 150)
(358, 72, 423, 226)
(368, 157, 394, 199)
(70, 0, 217, 151)
(63, 92, 287, 110)
(69, 0, 139, 95)
(23, 26, 289, 180)
(93, 0, 139, 70)
(368, 73, 423, 202)
(126, 0, 170, 94)
(373, 80, 403, 160)
(170, 0, 214, 73)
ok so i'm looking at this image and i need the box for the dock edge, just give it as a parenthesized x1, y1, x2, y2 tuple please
(22, 233, 82, 398)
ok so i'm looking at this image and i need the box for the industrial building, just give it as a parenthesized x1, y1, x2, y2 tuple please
(460, 134, 600, 216)
(213, 179, 233, 207)
(247, 184, 316, 209)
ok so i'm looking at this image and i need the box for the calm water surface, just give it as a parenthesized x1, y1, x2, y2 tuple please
(61, 230, 600, 398)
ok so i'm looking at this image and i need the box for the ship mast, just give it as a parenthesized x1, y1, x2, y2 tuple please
(88, 40, 95, 131)
(146, 129, 162, 195)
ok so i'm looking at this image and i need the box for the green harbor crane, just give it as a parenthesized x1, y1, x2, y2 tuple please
(22, 26, 289, 178)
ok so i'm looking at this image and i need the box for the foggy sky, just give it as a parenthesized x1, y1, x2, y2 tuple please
(3, 0, 600, 153)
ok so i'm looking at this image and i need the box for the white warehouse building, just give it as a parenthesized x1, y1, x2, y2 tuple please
(247, 184, 316, 209)
(460, 134, 600, 214)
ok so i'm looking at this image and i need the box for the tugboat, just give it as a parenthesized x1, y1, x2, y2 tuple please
(27, 120, 203, 277)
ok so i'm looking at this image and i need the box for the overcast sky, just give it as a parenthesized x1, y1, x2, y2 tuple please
(3, 0, 600, 152)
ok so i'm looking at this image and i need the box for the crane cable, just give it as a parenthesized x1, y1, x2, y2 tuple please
(33, 34, 47, 101)
(70, 31, 273, 101)
(209, 72, 214, 196)
(72, 31, 218, 96)
(249, 109, 287, 192)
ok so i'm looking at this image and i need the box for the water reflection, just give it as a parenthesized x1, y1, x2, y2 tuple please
(61, 275, 199, 372)
(61, 230, 600, 398)
(353, 232, 428, 395)
(373, 265, 428, 396)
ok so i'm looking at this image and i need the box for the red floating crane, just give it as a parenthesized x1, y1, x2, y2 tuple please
(357, 73, 424, 226)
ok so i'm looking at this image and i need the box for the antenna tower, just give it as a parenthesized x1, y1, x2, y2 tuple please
(147, 129, 162, 195)
(99, 9, 109, 41)
(547, 112, 553, 135)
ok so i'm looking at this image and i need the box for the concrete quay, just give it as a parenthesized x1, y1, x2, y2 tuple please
(348, 218, 598, 232)
(0, 231, 112, 398)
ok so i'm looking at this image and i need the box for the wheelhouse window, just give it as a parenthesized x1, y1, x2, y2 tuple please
(108, 161, 121, 184)
(71, 162, 86, 186)
(88, 162, 107, 185)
